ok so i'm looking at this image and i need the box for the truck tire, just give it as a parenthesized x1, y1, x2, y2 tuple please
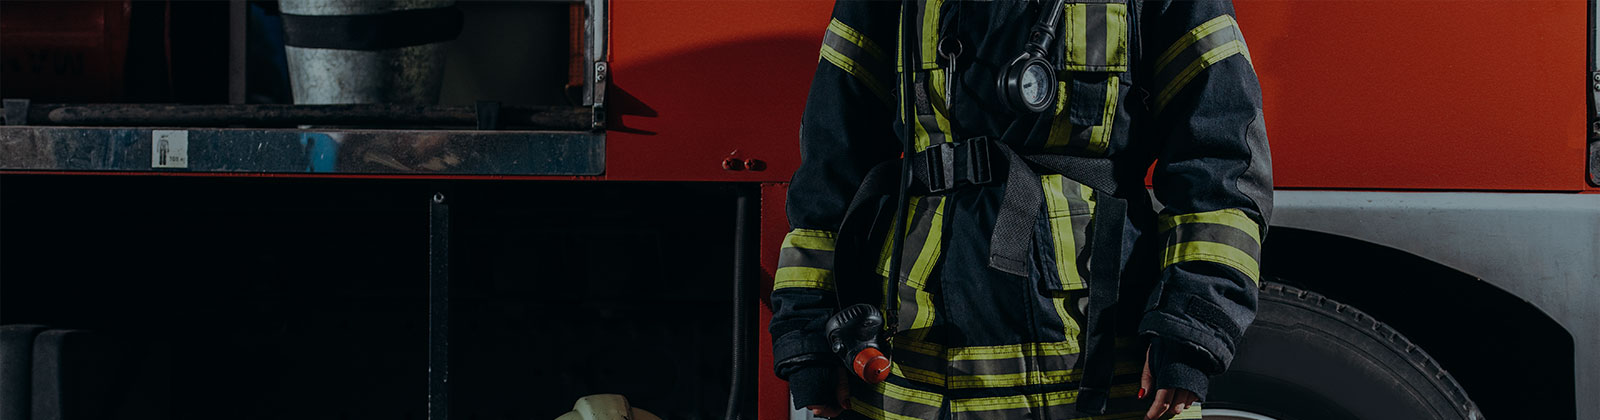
(1203, 282, 1484, 420)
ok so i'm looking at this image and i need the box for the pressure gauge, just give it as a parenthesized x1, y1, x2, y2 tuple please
(1001, 55, 1057, 113)
(1019, 62, 1053, 111)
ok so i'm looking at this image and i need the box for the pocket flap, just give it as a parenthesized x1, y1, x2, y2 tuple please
(1062, 1, 1130, 73)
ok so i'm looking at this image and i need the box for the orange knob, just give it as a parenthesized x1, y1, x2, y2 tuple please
(852, 347, 891, 384)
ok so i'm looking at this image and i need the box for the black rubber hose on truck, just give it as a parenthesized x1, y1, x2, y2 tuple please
(726, 186, 756, 420)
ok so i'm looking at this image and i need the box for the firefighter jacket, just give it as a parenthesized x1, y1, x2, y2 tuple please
(770, 0, 1271, 418)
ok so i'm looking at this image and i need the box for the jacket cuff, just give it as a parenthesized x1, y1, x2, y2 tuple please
(1147, 336, 1211, 400)
(785, 365, 839, 409)
(773, 317, 834, 368)
(1138, 309, 1231, 373)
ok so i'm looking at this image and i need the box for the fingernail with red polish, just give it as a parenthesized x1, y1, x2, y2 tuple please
(1137, 388, 1147, 399)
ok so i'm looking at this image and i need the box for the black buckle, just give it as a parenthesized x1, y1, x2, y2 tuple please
(923, 136, 994, 194)
(968, 136, 993, 185)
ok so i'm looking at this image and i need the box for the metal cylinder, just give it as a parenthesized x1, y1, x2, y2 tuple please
(280, 0, 455, 105)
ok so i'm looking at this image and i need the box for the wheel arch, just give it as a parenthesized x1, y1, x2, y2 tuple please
(1259, 226, 1575, 420)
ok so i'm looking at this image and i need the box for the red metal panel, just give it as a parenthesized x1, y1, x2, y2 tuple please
(8, 1, 1590, 190)
(605, 0, 829, 182)
(1235, 0, 1588, 192)
(608, 1, 1589, 189)
(758, 183, 791, 420)
(0, 1, 132, 102)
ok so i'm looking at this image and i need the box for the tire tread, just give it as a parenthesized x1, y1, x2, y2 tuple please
(1261, 282, 1485, 420)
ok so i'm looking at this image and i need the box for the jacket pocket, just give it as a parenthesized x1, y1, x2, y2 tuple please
(1061, 0, 1130, 73)
(1039, 174, 1098, 295)
(1044, 1, 1130, 155)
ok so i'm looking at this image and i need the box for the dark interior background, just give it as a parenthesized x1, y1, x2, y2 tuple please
(1, 175, 743, 420)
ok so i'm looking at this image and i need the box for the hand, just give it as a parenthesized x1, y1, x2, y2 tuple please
(805, 368, 852, 418)
(1141, 346, 1200, 420)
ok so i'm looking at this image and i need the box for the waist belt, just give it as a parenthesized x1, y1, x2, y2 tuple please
(851, 137, 1123, 274)
(839, 137, 1128, 415)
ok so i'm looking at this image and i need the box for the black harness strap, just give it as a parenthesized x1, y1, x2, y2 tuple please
(987, 144, 1121, 276)
(835, 138, 1130, 414)
(1073, 194, 1127, 415)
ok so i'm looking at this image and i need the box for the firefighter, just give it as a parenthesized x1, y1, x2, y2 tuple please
(770, 0, 1270, 419)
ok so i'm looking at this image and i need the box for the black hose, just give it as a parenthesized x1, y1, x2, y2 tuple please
(725, 186, 756, 420)
(884, 0, 920, 333)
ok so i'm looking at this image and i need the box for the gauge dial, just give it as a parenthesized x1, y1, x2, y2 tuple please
(1020, 62, 1053, 111)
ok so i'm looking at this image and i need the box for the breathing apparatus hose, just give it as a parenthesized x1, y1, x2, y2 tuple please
(885, 0, 919, 342)
(822, 0, 922, 387)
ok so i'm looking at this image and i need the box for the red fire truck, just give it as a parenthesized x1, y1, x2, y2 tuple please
(1, 1, 1595, 420)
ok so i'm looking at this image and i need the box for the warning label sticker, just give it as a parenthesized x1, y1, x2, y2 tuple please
(151, 130, 188, 169)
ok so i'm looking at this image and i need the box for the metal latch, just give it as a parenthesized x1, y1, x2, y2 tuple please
(592, 61, 607, 131)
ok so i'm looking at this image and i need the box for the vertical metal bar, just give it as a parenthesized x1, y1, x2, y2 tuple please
(583, 0, 608, 106)
(1589, 0, 1600, 187)
(725, 186, 756, 420)
(228, 0, 247, 105)
(428, 192, 450, 420)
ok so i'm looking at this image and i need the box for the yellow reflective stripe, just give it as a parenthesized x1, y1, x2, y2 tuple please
(827, 18, 888, 64)
(895, 5, 906, 70)
(1049, 181, 1089, 339)
(1153, 39, 1248, 115)
(782, 229, 837, 251)
(1158, 208, 1262, 243)
(853, 381, 942, 420)
(1043, 175, 1071, 218)
(1104, 3, 1129, 69)
(1086, 75, 1119, 155)
(920, 0, 942, 69)
(950, 369, 1074, 389)
(897, 339, 944, 357)
(910, 96, 931, 152)
(954, 392, 1062, 411)
(1052, 296, 1080, 346)
(820, 45, 893, 104)
(848, 398, 925, 420)
(891, 362, 946, 387)
(1042, 176, 1085, 291)
(896, 1, 942, 71)
(876, 380, 943, 408)
(951, 389, 1080, 412)
(907, 289, 937, 342)
(876, 196, 920, 278)
(884, 195, 944, 346)
(948, 362, 1141, 389)
(1054, 80, 1070, 116)
(1045, 80, 1074, 151)
(1080, 184, 1098, 213)
(774, 267, 834, 291)
(906, 198, 945, 288)
(910, 72, 955, 153)
(1064, 4, 1088, 66)
(1162, 241, 1261, 285)
(930, 69, 954, 138)
(947, 341, 1078, 361)
(1154, 15, 1237, 75)
(1060, 3, 1128, 72)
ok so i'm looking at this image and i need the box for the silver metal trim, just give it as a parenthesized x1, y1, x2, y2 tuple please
(1202, 408, 1280, 420)
(583, 0, 608, 107)
(0, 126, 604, 176)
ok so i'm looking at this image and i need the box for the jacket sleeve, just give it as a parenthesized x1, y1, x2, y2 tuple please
(1135, 0, 1273, 399)
(770, 0, 900, 410)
